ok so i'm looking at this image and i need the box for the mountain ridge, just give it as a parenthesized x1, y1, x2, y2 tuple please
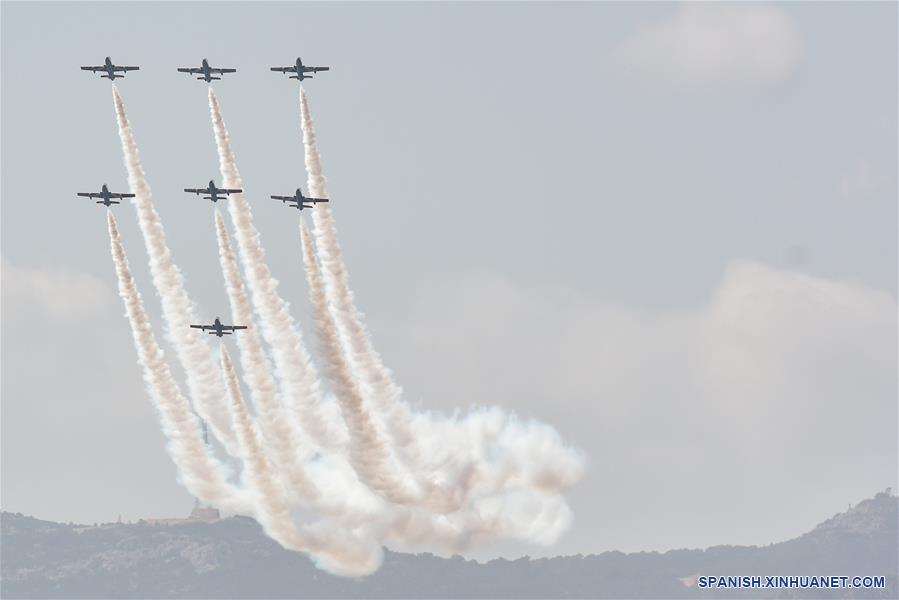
(2, 489, 896, 598)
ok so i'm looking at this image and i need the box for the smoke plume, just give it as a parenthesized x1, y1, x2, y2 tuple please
(220, 344, 383, 576)
(107, 211, 249, 513)
(100, 83, 584, 578)
(300, 220, 422, 506)
(111, 86, 238, 457)
(208, 88, 344, 454)
(214, 209, 320, 503)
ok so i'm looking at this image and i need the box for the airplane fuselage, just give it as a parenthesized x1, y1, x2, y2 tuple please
(292, 189, 314, 209)
(201, 180, 226, 202)
(99, 184, 114, 206)
(104, 57, 119, 80)
(206, 181, 225, 202)
(201, 59, 214, 83)
(211, 318, 226, 337)
(296, 58, 312, 81)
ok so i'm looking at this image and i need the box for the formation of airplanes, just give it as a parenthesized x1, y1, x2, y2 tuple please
(81, 180, 329, 210)
(190, 318, 248, 337)
(80, 55, 334, 339)
(82, 56, 329, 83)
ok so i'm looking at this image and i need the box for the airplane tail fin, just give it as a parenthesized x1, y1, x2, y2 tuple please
(289, 75, 300, 79)
(110, 200, 121, 204)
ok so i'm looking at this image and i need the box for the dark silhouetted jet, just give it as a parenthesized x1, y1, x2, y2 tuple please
(270, 188, 329, 211)
(270, 57, 329, 81)
(190, 317, 247, 337)
(81, 57, 140, 80)
(77, 184, 135, 207)
(184, 180, 242, 203)
(177, 58, 237, 83)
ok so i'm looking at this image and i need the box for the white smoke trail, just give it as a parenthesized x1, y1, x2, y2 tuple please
(108, 82, 584, 571)
(300, 223, 553, 545)
(299, 90, 483, 507)
(207, 88, 343, 453)
(219, 345, 384, 576)
(214, 209, 320, 503)
(298, 90, 422, 468)
(300, 221, 579, 547)
(111, 85, 239, 457)
(300, 220, 423, 506)
(298, 88, 585, 502)
(107, 211, 250, 513)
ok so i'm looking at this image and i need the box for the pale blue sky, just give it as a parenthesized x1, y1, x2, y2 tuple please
(2, 2, 896, 559)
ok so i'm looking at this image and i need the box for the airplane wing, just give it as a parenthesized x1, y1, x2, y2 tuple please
(77, 192, 101, 198)
(211, 68, 237, 74)
(270, 66, 296, 73)
(177, 67, 203, 74)
(114, 66, 140, 72)
(184, 188, 203, 194)
(270, 195, 294, 201)
(308, 197, 329, 202)
(308, 66, 330, 73)
(223, 325, 248, 331)
(80, 66, 104, 72)
(190, 324, 211, 330)
(221, 188, 243, 194)
(108, 192, 136, 199)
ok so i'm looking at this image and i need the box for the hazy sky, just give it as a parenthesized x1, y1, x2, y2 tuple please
(2, 1, 896, 560)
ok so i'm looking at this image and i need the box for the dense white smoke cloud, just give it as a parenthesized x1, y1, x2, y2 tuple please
(297, 89, 585, 502)
(219, 344, 384, 576)
(299, 222, 578, 551)
(299, 221, 423, 506)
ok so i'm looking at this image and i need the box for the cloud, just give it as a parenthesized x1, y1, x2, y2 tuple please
(603, 3, 803, 96)
(378, 260, 896, 554)
(2, 258, 113, 320)
(1, 257, 187, 525)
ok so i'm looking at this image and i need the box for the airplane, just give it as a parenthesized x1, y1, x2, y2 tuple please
(270, 57, 329, 81)
(76, 184, 135, 207)
(190, 317, 247, 337)
(81, 57, 140, 80)
(177, 58, 237, 83)
(183, 180, 242, 203)
(270, 188, 329, 211)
